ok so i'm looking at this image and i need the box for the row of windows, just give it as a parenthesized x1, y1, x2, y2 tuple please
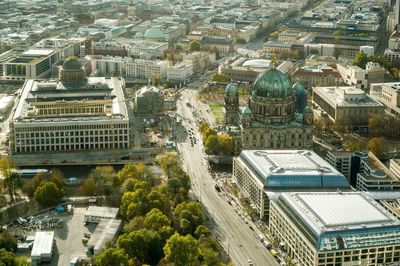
(14, 123, 128, 132)
(15, 136, 128, 145)
(37, 107, 105, 115)
(15, 142, 129, 153)
(15, 130, 128, 138)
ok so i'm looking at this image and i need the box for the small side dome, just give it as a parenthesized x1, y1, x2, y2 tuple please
(242, 106, 252, 115)
(134, 31, 144, 38)
(293, 81, 306, 94)
(63, 58, 82, 70)
(225, 83, 238, 96)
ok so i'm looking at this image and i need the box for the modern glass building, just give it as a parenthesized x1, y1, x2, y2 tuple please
(270, 192, 400, 266)
(232, 150, 351, 220)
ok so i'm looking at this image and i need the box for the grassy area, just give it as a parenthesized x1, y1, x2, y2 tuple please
(209, 104, 224, 125)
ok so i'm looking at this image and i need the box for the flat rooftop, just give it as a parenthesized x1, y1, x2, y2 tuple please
(276, 192, 400, 250)
(21, 49, 55, 56)
(12, 77, 129, 123)
(87, 219, 121, 253)
(238, 150, 350, 190)
(85, 206, 119, 219)
(31, 231, 54, 258)
(281, 192, 400, 232)
(314, 86, 384, 108)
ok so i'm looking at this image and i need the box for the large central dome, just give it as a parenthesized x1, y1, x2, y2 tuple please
(252, 68, 292, 98)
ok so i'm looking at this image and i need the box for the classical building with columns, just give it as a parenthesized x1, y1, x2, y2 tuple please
(224, 63, 313, 153)
(9, 58, 130, 154)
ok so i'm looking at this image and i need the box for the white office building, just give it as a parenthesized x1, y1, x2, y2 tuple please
(233, 150, 350, 220)
(126, 59, 167, 80)
(87, 219, 122, 254)
(31, 231, 55, 265)
(84, 206, 119, 223)
(270, 192, 400, 266)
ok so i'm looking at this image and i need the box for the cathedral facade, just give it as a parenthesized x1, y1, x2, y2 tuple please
(224, 65, 313, 153)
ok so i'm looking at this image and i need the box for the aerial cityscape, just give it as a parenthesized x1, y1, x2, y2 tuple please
(0, 0, 400, 265)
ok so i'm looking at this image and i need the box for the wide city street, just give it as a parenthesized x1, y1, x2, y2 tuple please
(176, 88, 279, 266)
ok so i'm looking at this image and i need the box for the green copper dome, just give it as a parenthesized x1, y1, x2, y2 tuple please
(225, 83, 238, 96)
(252, 68, 293, 98)
(63, 58, 81, 70)
(292, 81, 306, 94)
(144, 26, 166, 39)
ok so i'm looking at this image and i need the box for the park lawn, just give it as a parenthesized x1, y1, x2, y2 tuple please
(209, 104, 224, 125)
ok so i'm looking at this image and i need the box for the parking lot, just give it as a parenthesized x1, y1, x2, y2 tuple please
(9, 207, 92, 265)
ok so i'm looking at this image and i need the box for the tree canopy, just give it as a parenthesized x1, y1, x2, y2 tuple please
(189, 41, 201, 52)
(33, 182, 64, 207)
(96, 247, 129, 266)
(163, 233, 199, 266)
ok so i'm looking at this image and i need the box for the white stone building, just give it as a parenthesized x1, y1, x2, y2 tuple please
(9, 58, 130, 154)
(270, 192, 400, 266)
(232, 150, 350, 220)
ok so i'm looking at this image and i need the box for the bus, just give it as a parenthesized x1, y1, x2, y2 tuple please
(13, 169, 49, 176)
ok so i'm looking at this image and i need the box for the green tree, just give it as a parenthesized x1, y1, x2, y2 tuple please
(115, 164, 152, 186)
(155, 152, 182, 178)
(143, 208, 171, 231)
(269, 31, 279, 39)
(0, 157, 21, 202)
(0, 230, 17, 252)
(15, 256, 29, 266)
(120, 178, 137, 193)
(49, 168, 65, 188)
(352, 52, 369, 69)
(218, 134, 234, 155)
(117, 228, 163, 265)
(0, 248, 16, 266)
(205, 135, 219, 155)
(202, 128, 217, 143)
(33, 182, 64, 207)
(368, 116, 381, 136)
(174, 202, 204, 235)
(163, 233, 199, 266)
(96, 247, 129, 266)
(368, 137, 387, 158)
(199, 122, 209, 134)
(22, 172, 46, 198)
(198, 236, 223, 266)
(391, 67, 399, 80)
(80, 177, 96, 196)
(146, 190, 170, 215)
(120, 182, 151, 218)
(211, 73, 229, 83)
(194, 225, 211, 239)
(178, 218, 192, 235)
(189, 41, 201, 52)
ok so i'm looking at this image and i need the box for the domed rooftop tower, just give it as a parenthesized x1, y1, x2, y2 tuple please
(292, 81, 307, 112)
(59, 58, 86, 86)
(249, 62, 295, 124)
(224, 83, 239, 125)
(251, 68, 293, 98)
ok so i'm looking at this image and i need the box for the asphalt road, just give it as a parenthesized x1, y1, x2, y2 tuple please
(176, 89, 279, 266)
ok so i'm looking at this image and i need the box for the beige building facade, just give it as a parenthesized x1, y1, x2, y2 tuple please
(269, 192, 400, 266)
(10, 59, 129, 154)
